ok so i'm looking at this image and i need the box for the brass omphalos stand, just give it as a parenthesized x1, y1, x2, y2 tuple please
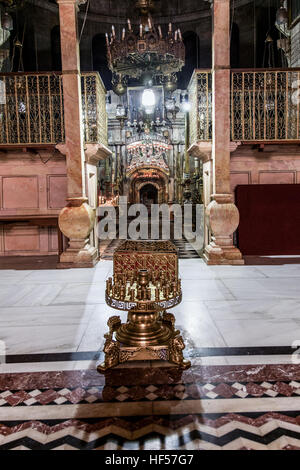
(97, 241, 191, 372)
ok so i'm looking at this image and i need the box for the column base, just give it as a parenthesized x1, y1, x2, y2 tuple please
(204, 195, 244, 265)
(203, 241, 244, 265)
(58, 197, 98, 268)
(57, 239, 98, 269)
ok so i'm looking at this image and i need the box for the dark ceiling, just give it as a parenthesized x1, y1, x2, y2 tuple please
(85, 0, 210, 18)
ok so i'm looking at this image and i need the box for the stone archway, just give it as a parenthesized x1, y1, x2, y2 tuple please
(128, 166, 169, 205)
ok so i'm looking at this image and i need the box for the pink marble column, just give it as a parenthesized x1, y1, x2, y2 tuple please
(56, 0, 97, 267)
(203, 0, 244, 265)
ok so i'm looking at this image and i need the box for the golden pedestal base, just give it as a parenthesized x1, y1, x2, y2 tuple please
(98, 241, 191, 373)
(97, 312, 191, 372)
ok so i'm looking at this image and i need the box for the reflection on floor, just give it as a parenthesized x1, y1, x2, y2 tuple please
(1, 258, 300, 449)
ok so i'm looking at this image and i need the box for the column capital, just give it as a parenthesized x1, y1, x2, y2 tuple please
(206, 0, 231, 3)
(56, 0, 86, 6)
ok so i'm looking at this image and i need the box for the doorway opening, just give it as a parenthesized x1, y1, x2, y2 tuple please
(139, 183, 158, 210)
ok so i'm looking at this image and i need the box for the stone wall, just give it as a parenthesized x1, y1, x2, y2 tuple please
(230, 145, 300, 195)
(0, 150, 67, 256)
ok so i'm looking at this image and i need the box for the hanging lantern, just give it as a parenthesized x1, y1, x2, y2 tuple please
(112, 75, 127, 96)
(1, 12, 13, 31)
(164, 75, 177, 93)
(276, 1, 288, 26)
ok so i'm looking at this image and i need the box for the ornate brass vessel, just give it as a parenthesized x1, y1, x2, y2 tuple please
(97, 240, 190, 372)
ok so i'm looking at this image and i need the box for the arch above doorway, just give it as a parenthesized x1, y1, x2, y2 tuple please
(128, 167, 169, 204)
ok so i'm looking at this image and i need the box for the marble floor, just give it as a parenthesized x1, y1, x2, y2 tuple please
(0, 258, 300, 450)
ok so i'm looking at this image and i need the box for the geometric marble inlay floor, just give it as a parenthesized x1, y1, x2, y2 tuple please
(1, 259, 300, 450)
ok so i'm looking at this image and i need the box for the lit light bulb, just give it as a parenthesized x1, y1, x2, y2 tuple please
(182, 101, 191, 112)
(142, 88, 156, 107)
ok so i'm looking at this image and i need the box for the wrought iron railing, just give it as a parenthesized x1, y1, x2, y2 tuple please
(0, 72, 65, 145)
(231, 69, 300, 141)
(81, 72, 108, 147)
(188, 69, 212, 144)
(188, 68, 300, 144)
(0, 71, 108, 146)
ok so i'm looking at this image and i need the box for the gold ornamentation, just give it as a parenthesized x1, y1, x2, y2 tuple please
(106, 15, 185, 82)
(168, 334, 190, 368)
(98, 240, 190, 371)
(97, 333, 120, 371)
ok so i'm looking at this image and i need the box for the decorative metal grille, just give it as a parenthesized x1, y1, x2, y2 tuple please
(188, 70, 212, 144)
(231, 70, 300, 141)
(0, 71, 108, 146)
(0, 73, 65, 145)
(81, 72, 108, 147)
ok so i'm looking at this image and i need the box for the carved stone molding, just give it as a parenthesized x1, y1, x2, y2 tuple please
(230, 141, 242, 153)
(56, 0, 86, 5)
(55, 143, 67, 157)
(188, 141, 212, 162)
(84, 143, 112, 165)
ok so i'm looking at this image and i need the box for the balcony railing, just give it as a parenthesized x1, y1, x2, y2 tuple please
(81, 72, 108, 147)
(188, 69, 212, 144)
(0, 73, 65, 145)
(231, 69, 300, 141)
(189, 68, 300, 144)
(0, 71, 108, 146)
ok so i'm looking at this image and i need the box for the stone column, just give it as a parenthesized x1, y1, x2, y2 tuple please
(56, 0, 97, 267)
(203, 0, 244, 265)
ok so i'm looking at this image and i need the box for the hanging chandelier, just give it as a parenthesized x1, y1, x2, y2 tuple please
(106, 1, 185, 95)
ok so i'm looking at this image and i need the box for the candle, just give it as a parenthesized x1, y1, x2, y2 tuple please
(112, 25, 115, 37)
(122, 28, 125, 40)
(105, 33, 109, 45)
(158, 25, 162, 38)
(169, 23, 172, 33)
(148, 17, 152, 30)
(140, 24, 143, 37)
(175, 30, 178, 41)
(178, 28, 182, 41)
(127, 19, 132, 31)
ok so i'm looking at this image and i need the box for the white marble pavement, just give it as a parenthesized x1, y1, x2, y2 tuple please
(0, 259, 300, 357)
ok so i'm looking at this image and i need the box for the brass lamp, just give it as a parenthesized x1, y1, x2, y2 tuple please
(98, 240, 190, 371)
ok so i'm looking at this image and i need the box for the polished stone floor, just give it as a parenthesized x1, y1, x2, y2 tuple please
(1, 259, 300, 356)
(0, 259, 300, 449)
